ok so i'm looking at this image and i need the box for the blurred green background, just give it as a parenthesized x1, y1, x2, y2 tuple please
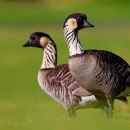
(0, 0, 130, 130)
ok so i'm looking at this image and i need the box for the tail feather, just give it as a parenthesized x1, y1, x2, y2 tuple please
(115, 97, 128, 104)
(127, 77, 130, 87)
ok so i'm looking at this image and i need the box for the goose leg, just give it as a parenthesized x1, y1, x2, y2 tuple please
(102, 99, 109, 118)
(95, 96, 109, 118)
(65, 106, 77, 118)
(102, 107, 109, 118)
(108, 99, 114, 118)
(67, 109, 77, 118)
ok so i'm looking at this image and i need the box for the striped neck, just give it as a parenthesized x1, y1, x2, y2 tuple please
(64, 25, 84, 56)
(41, 41, 57, 69)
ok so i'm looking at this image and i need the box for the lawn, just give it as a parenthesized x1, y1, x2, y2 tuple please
(0, 0, 130, 130)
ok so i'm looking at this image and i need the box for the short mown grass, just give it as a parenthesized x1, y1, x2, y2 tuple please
(0, 1, 130, 130)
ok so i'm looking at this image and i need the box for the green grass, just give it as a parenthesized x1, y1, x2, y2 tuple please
(0, 1, 130, 130)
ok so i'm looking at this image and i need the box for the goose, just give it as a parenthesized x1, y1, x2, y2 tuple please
(63, 13, 130, 118)
(23, 32, 127, 118)
(23, 32, 100, 118)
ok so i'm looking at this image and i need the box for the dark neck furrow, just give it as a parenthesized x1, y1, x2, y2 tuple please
(64, 25, 84, 56)
(41, 42, 57, 69)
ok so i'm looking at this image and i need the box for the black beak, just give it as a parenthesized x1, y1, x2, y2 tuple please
(22, 40, 32, 47)
(83, 20, 94, 28)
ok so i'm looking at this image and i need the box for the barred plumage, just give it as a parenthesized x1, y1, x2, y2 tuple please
(63, 13, 130, 118)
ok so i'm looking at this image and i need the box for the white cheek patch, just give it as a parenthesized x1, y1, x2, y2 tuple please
(40, 37, 48, 47)
(66, 18, 77, 31)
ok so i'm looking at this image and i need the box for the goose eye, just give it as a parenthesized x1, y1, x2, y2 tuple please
(35, 36, 39, 40)
(77, 17, 81, 21)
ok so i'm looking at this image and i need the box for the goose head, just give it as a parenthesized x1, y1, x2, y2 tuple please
(23, 32, 57, 68)
(23, 32, 54, 49)
(63, 13, 94, 31)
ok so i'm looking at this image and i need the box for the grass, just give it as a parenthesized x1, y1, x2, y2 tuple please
(0, 1, 130, 130)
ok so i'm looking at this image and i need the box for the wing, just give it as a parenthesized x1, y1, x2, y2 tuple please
(84, 50, 130, 95)
(47, 64, 92, 96)
(86, 49, 129, 67)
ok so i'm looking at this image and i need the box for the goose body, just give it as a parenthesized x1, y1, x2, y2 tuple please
(63, 13, 130, 117)
(23, 32, 104, 118)
(38, 64, 101, 109)
(69, 50, 130, 97)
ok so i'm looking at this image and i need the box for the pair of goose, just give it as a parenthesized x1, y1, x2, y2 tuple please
(23, 13, 130, 118)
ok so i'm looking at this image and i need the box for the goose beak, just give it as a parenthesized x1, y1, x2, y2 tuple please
(83, 20, 94, 28)
(22, 40, 32, 47)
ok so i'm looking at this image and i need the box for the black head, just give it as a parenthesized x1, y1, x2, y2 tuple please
(22, 32, 53, 48)
(63, 13, 94, 31)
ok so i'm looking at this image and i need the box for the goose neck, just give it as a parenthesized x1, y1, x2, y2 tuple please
(64, 27, 84, 56)
(40, 42, 57, 69)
